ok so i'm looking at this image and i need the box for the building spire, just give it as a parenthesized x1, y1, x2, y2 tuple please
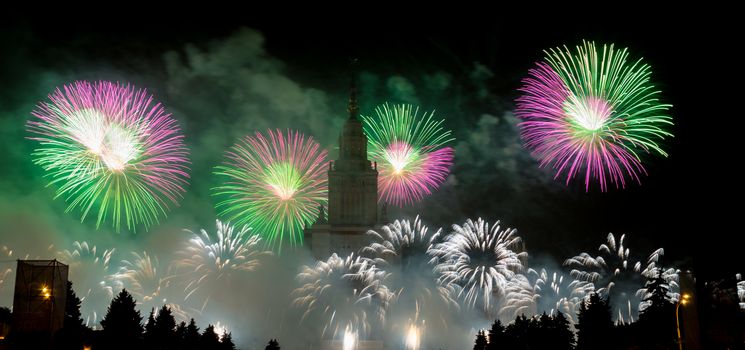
(347, 58, 359, 119)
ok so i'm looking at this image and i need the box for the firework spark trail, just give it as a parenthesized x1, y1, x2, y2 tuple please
(1, 246, 16, 283)
(293, 253, 392, 339)
(0, 246, 24, 305)
(213, 129, 328, 251)
(565, 233, 669, 323)
(433, 218, 526, 314)
(27, 81, 189, 231)
(361, 104, 454, 206)
(173, 220, 271, 310)
(516, 41, 673, 191)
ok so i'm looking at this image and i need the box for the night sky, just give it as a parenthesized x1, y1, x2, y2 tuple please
(0, 10, 739, 290)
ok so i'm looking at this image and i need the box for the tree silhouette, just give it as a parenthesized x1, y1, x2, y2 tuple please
(487, 319, 505, 350)
(63, 281, 85, 329)
(55, 281, 89, 350)
(551, 312, 575, 350)
(183, 318, 201, 350)
(175, 321, 187, 349)
(0, 307, 10, 323)
(504, 315, 530, 350)
(100, 289, 144, 350)
(265, 339, 280, 350)
(641, 267, 673, 315)
(483, 313, 577, 350)
(144, 308, 157, 347)
(530, 312, 552, 349)
(638, 267, 676, 349)
(474, 329, 488, 350)
(219, 331, 237, 350)
(201, 324, 221, 350)
(153, 305, 177, 349)
(576, 293, 615, 350)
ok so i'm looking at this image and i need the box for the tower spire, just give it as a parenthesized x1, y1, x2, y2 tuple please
(347, 58, 359, 119)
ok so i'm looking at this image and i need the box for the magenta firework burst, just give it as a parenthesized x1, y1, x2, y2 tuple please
(361, 104, 454, 206)
(27, 81, 190, 231)
(515, 41, 673, 191)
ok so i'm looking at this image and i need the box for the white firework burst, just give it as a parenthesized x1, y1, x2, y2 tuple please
(736, 273, 744, 310)
(500, 273, 536, 319)
(432, 218, 526, 314)
(114, 251, 164, 303)
(364, 217, 456, 305)
(565, 233, 671, 324)
(364, 217, 457, 336)
(173, 220, 271, 309)
(56, 241, 118, 328)
(293, 253, 393, 339)
(112, 251, 192, 321)
(501, 268, 594, 323)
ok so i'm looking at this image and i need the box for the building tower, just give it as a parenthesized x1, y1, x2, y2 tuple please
(304, 77, 380, 259)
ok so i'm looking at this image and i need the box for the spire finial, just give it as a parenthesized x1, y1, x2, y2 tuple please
(347, 58, 359, 119)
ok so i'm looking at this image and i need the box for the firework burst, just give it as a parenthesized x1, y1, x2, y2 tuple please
(293, 253, 392, 338)
(433, 218, 526, 314)
(502, 268, 593, 323)
(516, 41, 673, 191)
(361, 104, 454, 206)
(112, 250, 190, 321)
(213, 129, 328, 250)
(364, 217, 442, 272)
(365, 217, 457, 334)
(500, 273, 536, 319)
(27, 81, 189, 231)
(56, 241, 118, 328)
(737, 273, 745, 310)
(638, 249, 680, 309)
(113, 251, 165, 303)
(564, 233, 668, 323)
(173, 220, 271, 309)
(365, 217, 456, 315)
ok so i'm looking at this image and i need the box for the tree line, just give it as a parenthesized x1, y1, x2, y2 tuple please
(3, 282, 283, 350)
(473, 267, 681, 350)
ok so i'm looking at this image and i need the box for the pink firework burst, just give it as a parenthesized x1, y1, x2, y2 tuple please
(515, 42, 673, 191)
(27, 81, 190, 231)
(362, 104, 454, 207)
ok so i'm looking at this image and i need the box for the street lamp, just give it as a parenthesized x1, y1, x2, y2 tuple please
(676, 293, 691, 350)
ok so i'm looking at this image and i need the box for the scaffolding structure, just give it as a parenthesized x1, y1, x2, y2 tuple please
(11, 259, 68, 346)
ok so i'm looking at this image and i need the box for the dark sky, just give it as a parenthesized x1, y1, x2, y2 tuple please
(1, 10, 740, 281)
